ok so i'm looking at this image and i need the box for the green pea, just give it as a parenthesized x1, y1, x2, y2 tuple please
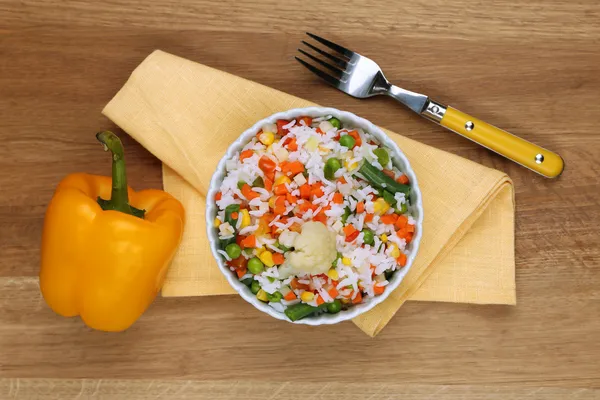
(267, 291, 283, 302)
(396, 202, 408, 214)
(362, 229, 375, 246)
(237, 181, 247, 190)
(373, 148, 390, 166)
(326, 157, 342, 172)
(248, 257, 265, 274)
(328, 117, 342, 129)
(252, 177, 265, 188)
(339, 135, 356, 149)
(324, 164, 335, 180)
(250, 280, 261, 294)
(326, 299, 342, 314)
(225, 243, 242, 259)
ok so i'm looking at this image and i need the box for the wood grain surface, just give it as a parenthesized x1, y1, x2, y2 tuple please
(1, 0, 600, 398)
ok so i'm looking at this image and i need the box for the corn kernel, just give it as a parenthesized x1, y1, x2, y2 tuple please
(259, 250, 275, 267)
(342, 257, 352, 266)
(344, 160, 359, 171)
(274, 175, 292, 186)
(268, 196, 276, 208)
(213, 218, 221, 228)
(239, 209, 251, 229)
(259, 131, 275, 146)
(373, 198, 390, 215)
(341, 297, 351, 304)
(380, 234, 388, 243)
(301, 291, 314, 302)
(256, 289, 268, 302)
(327, 268, 339, 280)
(389, 243, 400, 259)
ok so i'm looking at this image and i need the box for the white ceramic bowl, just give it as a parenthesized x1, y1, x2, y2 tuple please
(206, 107, 423, 325)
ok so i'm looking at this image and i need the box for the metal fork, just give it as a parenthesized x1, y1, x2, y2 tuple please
(296, 32, 564, 178)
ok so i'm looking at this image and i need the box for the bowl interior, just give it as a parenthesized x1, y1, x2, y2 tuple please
(206, 107, 423, 325)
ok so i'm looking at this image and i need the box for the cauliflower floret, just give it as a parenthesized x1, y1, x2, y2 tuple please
(287, 222, 337, 275)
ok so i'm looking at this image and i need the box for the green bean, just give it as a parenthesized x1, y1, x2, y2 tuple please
(247, 257, 264, 274)
(382, 190, 395, 207)
(267, 292, 283, 302)
(326, 299, 342, 314)
(225, 243, 242, 259)
(284, 303, 322, 321)
(341, 207, 352, 223)
(250, 280, 261, 294)
(339, 135, 356, 149)
(373, 148, 390, 166)
(241, 277, 253, 286)
(224, 204, 241, 227)
(358, 161, 410, 196)
(328, 117, 342, 129)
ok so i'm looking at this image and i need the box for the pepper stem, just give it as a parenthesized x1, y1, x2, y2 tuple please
(96, 131, 145, 219)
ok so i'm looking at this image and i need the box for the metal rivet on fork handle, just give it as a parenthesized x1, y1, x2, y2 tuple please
(465, 121, 475, 131)
(535, 154, 545, 164)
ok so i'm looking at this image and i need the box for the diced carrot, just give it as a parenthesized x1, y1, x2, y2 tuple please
(311, 182, 324, 198)
(265, 170, 275, 183)
(328, 286, 339, 298)
(380, 214, 398, 225)
(274, 184, 288, 196)
(215, 192, 222, 201)
(289, 222, 302, 233)
(352, 291, 363, 304)
(286, 137, 298, 151)
(286, 193, 297, 204)
(406, 224, 415, 233)
(313, 212, 327, 224)
(337, 176, 347, 184)
(356, 201, 365, 214)
(283, 291, 297, 301)
(276, 119, 290, 135)
(397, 252, 407, 267)
(382, 169, 395, 179)
(396, 228, 410, 240)
(241, 184, 260, 200)
(274, 195, 286, 215)
(316, 127, 325, 135)
(236, 267, 247, 279)
(332, 192, 344, 204)
(236, 235, 244, 248)
(230, 212, 239, 219)
(374, 284, 385, 295)
(240, 150, 254, 162)
(343, 224, 357, 237)
(291, 278, 310, 291)
(348, 130, 362, 147)
(299, 184, 311, 199)
(316, 295, 325, 306)
(405, 233, 413, 243)
(364, 213, 374, 223)
(285, 161, 305, 175)
(297, 116, 313, 126)
(272, 253, 285, 265)
(240, 235, 256, 248)
(397, 174, 409, 184)
(395, 215, 408, 229)
(259, 155, 277, 174)
(298, 201, 313, 213)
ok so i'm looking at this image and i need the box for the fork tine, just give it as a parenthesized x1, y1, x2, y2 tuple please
(306, 32, 354, 58)
(301, 41, 348, 69)
(297, 49, 345, 76)
(295, 57, 342, 88)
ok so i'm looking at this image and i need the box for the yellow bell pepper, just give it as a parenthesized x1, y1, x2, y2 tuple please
(39, 131, 185, 332)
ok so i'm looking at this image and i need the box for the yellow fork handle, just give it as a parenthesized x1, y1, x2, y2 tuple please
(437, 106, 564, 178)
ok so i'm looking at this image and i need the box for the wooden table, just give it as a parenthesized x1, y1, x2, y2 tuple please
(1, 1, 599, 398)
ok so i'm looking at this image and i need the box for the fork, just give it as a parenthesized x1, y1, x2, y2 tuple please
(296, 32, 564, 178)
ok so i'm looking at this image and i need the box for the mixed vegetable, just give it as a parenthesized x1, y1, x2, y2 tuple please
(214, 115, 416, 321)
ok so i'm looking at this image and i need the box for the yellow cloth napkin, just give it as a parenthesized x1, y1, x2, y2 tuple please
(103, 50, 516, 337)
